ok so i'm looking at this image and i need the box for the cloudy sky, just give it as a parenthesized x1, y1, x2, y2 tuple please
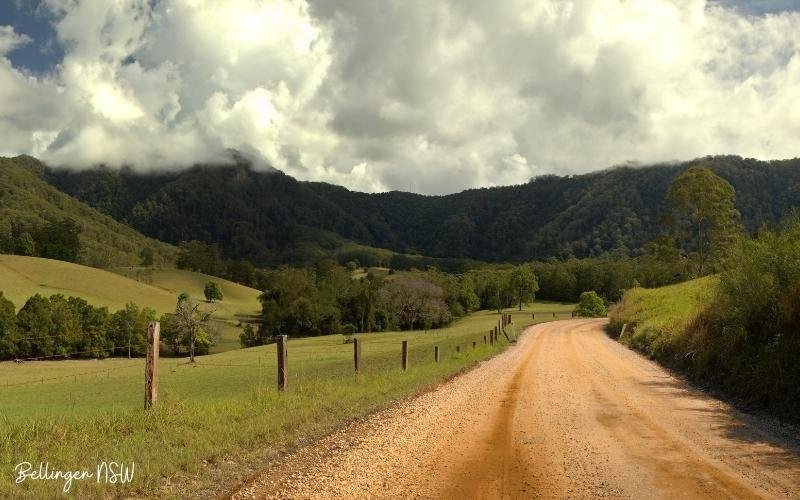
(0, 0, 799, 194)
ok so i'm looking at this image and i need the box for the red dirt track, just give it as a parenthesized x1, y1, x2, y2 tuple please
(232, 319, 800, 499)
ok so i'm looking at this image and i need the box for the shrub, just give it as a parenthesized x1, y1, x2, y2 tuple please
(575, 291, 607, 317)
(204, 281, 224, 303)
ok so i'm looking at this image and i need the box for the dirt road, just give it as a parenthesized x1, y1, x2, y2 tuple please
(231, 319, 800, 499)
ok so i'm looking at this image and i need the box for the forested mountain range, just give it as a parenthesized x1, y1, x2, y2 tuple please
(42, 154, 800, 266)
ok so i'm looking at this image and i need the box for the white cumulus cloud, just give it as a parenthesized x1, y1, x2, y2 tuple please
(0, 0, 798, 193)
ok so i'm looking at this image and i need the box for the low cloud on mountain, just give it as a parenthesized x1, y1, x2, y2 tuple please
(1, 0, 799, 194)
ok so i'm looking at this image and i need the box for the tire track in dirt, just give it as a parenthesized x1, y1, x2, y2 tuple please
(230, 319, 800, 499)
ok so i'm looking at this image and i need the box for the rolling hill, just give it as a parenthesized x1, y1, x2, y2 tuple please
(0, 155, 176, 268)
(0, 255, 261, 352)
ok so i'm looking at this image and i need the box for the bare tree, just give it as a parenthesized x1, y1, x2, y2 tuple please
(377, 275, 451, 330)
(174, 298, 216, 362)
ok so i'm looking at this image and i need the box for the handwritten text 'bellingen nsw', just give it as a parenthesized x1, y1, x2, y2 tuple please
(14, 461, 135, 493)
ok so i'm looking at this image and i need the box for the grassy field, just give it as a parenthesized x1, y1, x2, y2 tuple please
(0, 255, 262, 353)
(608, 276, 715, 358)
(0, 303, 573, 498)
(112, 266, 262, 352)
(609, 276, 716, 353)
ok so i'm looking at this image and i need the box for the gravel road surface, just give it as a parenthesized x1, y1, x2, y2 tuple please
(230, 319, 800, 499)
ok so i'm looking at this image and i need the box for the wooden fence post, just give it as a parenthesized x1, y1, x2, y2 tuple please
(277, 335, 288, 391)
(483, 335, 487, 344)
(456, 345, 460, 353)
(353, 337, 361, 373)
(532, 312, 535, 319)
(472, 341, 477, 349)
(552, 312, 556, 318)
(402, 340, 408, 371)
(490, 330, 494, 345)
(144, 321, 160, 409)
(434, 345, 440, 363)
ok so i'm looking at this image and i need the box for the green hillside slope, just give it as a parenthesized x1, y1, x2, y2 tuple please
(0, 255, 261, 352)
(0, 155, 175, 268)
(112, 267, 261, 319)
(608, 276, 716, 357)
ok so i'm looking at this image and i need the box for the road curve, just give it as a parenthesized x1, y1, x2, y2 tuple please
(231, 319, 800, 499)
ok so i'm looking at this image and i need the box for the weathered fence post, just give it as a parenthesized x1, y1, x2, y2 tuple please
(553, 312, 556, 318)
(434, 345, 440, 362)
(402, 340, 408, 371)
(277, 335, 288, 391)
(456, 345, 460, 353)
(353, 337, 361, 373)
(532, 312, 535, 319)
(144, 321, 160, 409)
(483, 335, 487, 344)
(490, 330, 494, 345)
(472, 341, 477, 349)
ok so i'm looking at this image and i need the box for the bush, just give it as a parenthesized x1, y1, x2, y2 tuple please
(204, 281, 224, 302)
(610, 222, 800, 418)
(575, 291, 607, 317)
(239, 323, 261, 348)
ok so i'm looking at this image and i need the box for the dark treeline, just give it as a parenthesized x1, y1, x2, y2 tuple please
(243, 264, 477, 346)
(46, 155, 800, 267)
(0, 218, 82, 263)
(244, 262, 540, 346)
(173, 239, 482, 290)
(0, 291, 216, 361)
(533, 250, 690, 303)
(0, 293, 154, 360)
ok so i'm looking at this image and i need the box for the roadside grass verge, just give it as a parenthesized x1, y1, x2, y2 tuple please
(608, 276, 716, 359)
(0, 304, 572, 498)
(609, 227, 800, 420)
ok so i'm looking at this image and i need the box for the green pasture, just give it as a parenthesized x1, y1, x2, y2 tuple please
(0, 303, 573, 498)
(0, 255, 262, 353)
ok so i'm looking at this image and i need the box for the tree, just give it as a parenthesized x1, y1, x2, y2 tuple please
(35, 218, 82, 262)
(0, 292, 17, 359)
(509, 265, 539, 311)
(68, 297, 112, 358)
(204, 281, 223, 303)
(176, 240, 222, 275)
(109, 303, 155, 358)
(174, 297, 216, 362)
(667, 167, 742, 275)
(157, 313, 181, 356)
(575, 291, 607, 317)
(14, 232, 36, 256)
(139, 247, 154, 267)
(239, 323, 260, 348)
(15, 294, 55, 358)
(225, 260, 255, 286)
(376, 275, 451, 330)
